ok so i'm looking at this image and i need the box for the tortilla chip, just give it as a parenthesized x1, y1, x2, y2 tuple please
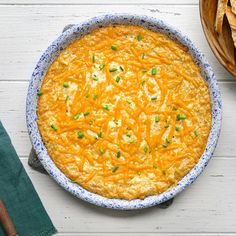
(226, 6, 236, 47)
(215, 0, 229, 34)
(230, 0, 236, 14)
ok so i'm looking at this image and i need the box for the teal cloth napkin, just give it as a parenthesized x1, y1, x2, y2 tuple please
(0, 121, 57, 236)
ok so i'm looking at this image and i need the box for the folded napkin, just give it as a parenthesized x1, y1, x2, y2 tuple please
(0, 121, 57, 236)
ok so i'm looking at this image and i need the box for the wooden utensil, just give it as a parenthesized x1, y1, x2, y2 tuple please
(0, 200, 18, 236)
(199, 0, 236, 76)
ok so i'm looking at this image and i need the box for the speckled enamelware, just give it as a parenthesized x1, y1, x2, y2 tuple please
(26, 14, 222, 210)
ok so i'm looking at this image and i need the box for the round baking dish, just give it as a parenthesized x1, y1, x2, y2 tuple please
(26, 14, 222, 210)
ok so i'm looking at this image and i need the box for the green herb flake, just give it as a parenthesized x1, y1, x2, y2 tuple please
(144, 146, 148, 153)
(97, 131, 102, 138)
(153, 165, 158, 169)
(151, 96, 157, 101)
(93, 95, 97, 100)
(109, 68, 117, 72)
(151, 67, 157, 75)
(89, 120, 93, 125)
(120, 66, 124, 71)
(93, 77, 99, 81)
(84, 111, 90, 116)
(92, 54, 95, 63)
(141, 80, 145, 86)
(113, 119, 119, 125)
(111, 45, 118, 51)
(162, 170, 166, 175)
(155, 115, 160, 123)
(85, 93, 90, 98)
(162, 144, 168, 148)
(173, 106, 178, 111)
(166, 138, 170, 144)
(100, 148, 105, 155)
(116, 76, 121, 83)
(176, 114, 186, 121)
(102, 104, 110, 110)
(50, 124, 57, 131)
(137, 171, 141, 176)
(137, 35, 142, 41)
(77, 131, 84, 139)
(141, 53, 145, 59)
(117, 151, 121, 158)
(112, 166, 119, 173)
(65, 95, 69, 102)
(194, 130, 199, 137)
(37, 91, 43, 96)
(63, 82, 69, 88)
(164, 124, 169, 129)
(126, 98, 132, 104)
(175, 125, 180, 132)
(142, 69, 148, 73)
(126, 134, 131, 137)
(99, 64, 105, 70)
(74, 113, 80, 120)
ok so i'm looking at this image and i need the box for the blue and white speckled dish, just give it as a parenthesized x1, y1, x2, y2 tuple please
(26, 14, 222, 210)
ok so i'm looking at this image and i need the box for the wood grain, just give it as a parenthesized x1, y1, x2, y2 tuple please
(200, 0, 236, 76)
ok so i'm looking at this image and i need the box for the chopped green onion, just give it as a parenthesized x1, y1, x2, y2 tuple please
(151, 96, 157, 101)
(162, 144, 168, 148)
(93, 77, 99, 81)
(176, 114, 186, 121)
(111, 45, 118, 51)
(74, 113, 79, 120)
(109, 68, 117, 72)
(151, 67, 157, 75)
(102, 104, 110, 110)
(144, 146, 148, 153)
(112, 166, 119, 173)
(63, 82, 69, 88)
(116, 76, 121, 83)
(126, 98, 132, 104)
(141, 53, 145, 59)
(93, 95, 97, 100)
(117, 151, 121, 158)
(92, 54, 95, 63)
(173, 106, 178, 111)
(50, 124, 57, 131)
(84, 111, 90, 116)
(153, 165, 158, 169)
(65, 95, 69, 102)
(141, 80, 145, 86)
(126, 134, 131, 137)
(100, 148, 105, 155)
(155, 115, 160, 123)
(164, 124, 169, 128)
(113, 119, 119, 125)
(99, 64, 104, 70)
(89, 120, 93, 125)
(77, 131, 84, 139)
(37, 91, 43, 96)
(166, 138, 170, 144)
(175, 125, 180, 132)
(142, 69, 148, 72)
(97, 131, 102, 138)
(85, 93, 90, 98)
(194, 130, 199, 137)
(137, 35, 142, 41)
(137, 171, 141, 176)
(120, 66, 124, 71)
(162, 170, 166, 175)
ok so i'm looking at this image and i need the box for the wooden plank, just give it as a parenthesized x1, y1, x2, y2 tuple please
(0, 0, 198, 5)
(21, 157, 236, 233)
(0, 81, 234, 157)
(0, 5, 234, 81)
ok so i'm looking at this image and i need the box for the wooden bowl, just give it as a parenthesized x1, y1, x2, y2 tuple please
(199, 0, 236, 76)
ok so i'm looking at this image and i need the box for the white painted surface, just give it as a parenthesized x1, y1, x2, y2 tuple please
(0, 1, 236, 235)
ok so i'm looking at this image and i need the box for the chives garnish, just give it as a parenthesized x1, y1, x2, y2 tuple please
(93, 95, 97, 100)
(175, 125, 180, 131)
(162, 144, 168, 148)
(116, 76, 121, 83)
(120, 66, 124, 71)
(137, 35, 142, 41)
(109, 68, 117, 72)
(126, 98, 132, 104)
(141, 80, 145, 86)
(63, 82, 69, 88)
(126, 134, 131, 137)
(141, 53, 145, 59)
(74, 113, 79, 120)
(65, 95, 69, 102)
(99, 64, 104, 70)
(84, 111, 90, 116)
(151, 67, 157, 75)
(111, 45, 118, 51)
(37, 91, 43, 96)
(194, 130, 199, 137)
(137, 171, 141, 175)
(100, 148, 105, 155)
(164, 124, 169, 128)
(117, 151, 121, 158)
(50, 124, 57, 131)
(151, 96, 157, 101)
(102, 104, 110, 110)
(89, 120, 93, 125)
(162, 170, 166, 175)
(166, 138, 170, 144)
(97, 131, 102, 138)
(85, 93, 90, 98)
(142, 69, 148, 72)
(155, 115, 160, 123)
(113, 119, 118, 125)
(144, 146, 148, 153)
(112, 166, 119, 173)
(92, 54, 95, 63)
(93, 77, 99, 81)
(77, 131, 84, 139)
(176, 114, 186, 121)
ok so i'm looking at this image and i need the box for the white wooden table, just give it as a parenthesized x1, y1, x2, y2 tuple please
(0, 0, 236, 235)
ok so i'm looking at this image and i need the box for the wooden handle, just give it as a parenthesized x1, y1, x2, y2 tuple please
(0, 200, 17, 236)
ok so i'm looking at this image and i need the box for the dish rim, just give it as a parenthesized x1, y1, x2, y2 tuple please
(26, 14, 222, 210)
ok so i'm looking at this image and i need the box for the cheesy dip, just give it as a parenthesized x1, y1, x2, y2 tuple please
(37, 25, 212, 200)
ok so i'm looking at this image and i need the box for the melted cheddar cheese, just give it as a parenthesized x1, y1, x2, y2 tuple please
(37, 25, 212, 200)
